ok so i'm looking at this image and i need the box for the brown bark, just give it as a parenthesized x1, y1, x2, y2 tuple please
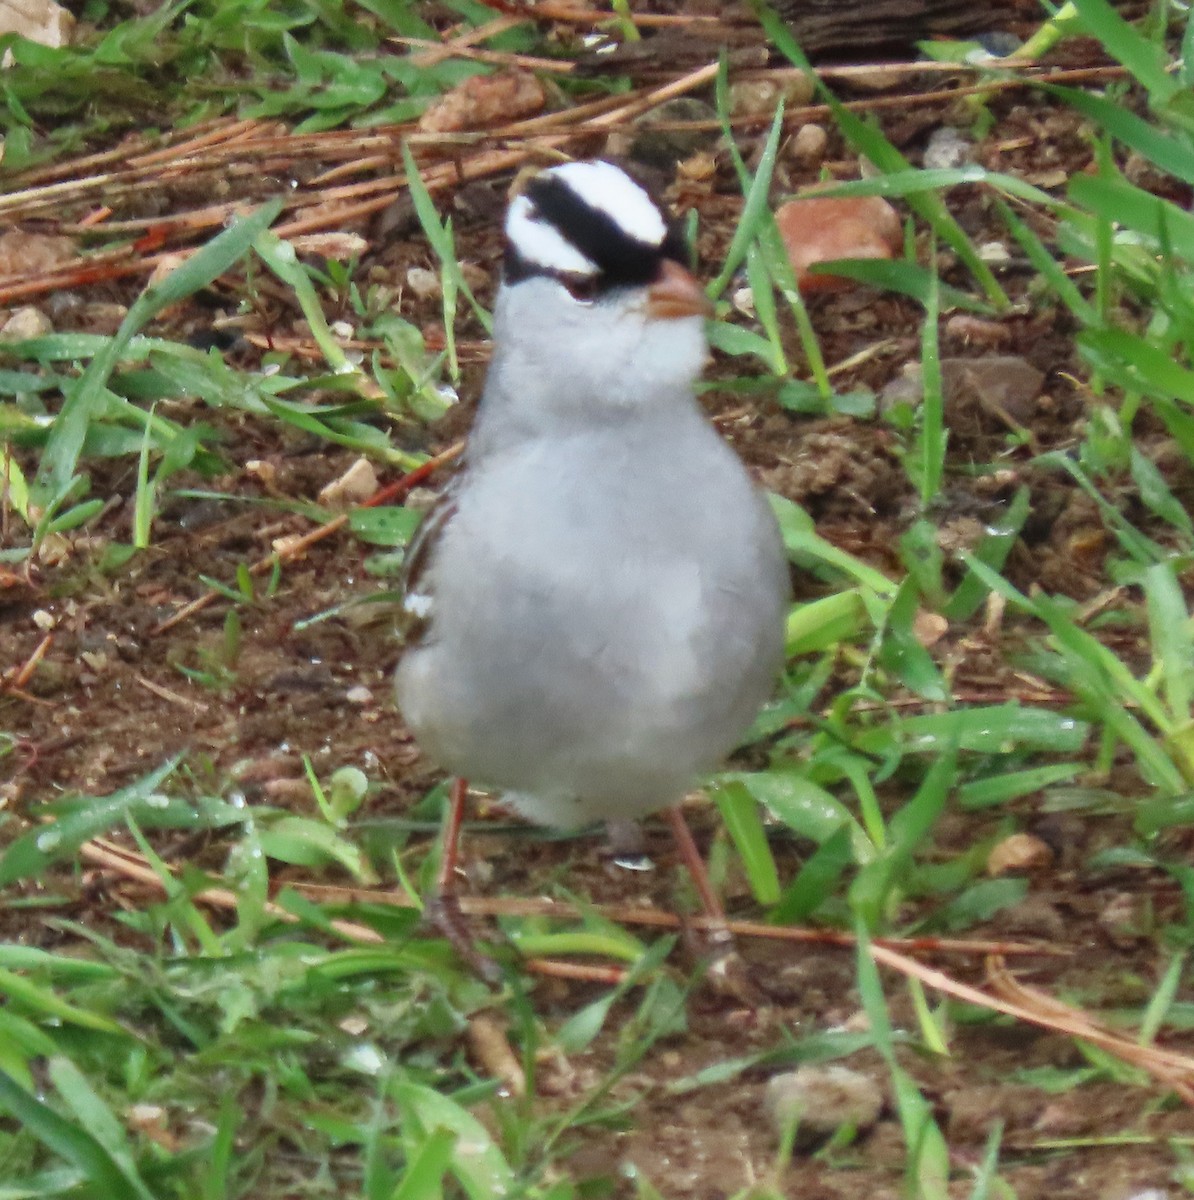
(768, 0, 1045, 54)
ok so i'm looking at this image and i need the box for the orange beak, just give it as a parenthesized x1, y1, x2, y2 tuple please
(646, 259, 713, 321)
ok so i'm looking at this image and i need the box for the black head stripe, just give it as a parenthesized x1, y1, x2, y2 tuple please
(503, 244, 536, 285)
(522, 172, 687, 289)
(660, 223, 690, 269)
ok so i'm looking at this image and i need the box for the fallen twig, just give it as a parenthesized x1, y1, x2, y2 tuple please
(80, 831, 1058, 960)
(0, 62, 1126, 306)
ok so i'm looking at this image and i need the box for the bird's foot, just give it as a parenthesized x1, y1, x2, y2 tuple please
(423, 893, 504, 985)
(681, 920, 763, 1007)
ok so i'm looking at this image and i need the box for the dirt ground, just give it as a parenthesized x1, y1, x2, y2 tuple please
(4, 35, 1194, 1198)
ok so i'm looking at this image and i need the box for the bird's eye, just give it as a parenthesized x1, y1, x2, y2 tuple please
(561, 275, 599, 304)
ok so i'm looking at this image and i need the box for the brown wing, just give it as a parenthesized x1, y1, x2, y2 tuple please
(397, 486, 459, 648)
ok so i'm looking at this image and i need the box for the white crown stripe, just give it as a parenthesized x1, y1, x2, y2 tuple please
(505, 162, 668, 277)
(506, 195, 599, 276)
(551, 161, 667, 246)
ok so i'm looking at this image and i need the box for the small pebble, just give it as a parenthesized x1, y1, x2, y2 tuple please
(975, 31, 1023, 57)
(1098, 892, 1153, 947)
(913, 610, 948, 648)
(460, 261, 490, 292)
(879, 363, 923, 412)
(729, 73, 814, 114)
(790, 123, 828, 166)
(729, 79, 785, 118)
(127, 1104, 166, 1127)
(731, 285, 755, 317)
(262, 778, 311, 804)
(998, 897, 1067, 941)
(678, 150, 717, 182)
(406, 267, 441, 299)
(880, 356, 1046, 426)
(764, 1065, 883, 1145)
(944, 314, 1012, 348)
(987, 832, 1054, 876)
(245, 459, 277, 487)
(846, 68, 908, 93)
(0, 306, 51, 341)
(941, 355, 1044, 426)
(923, 126, 972, 171)
(319, 457, 379, 506)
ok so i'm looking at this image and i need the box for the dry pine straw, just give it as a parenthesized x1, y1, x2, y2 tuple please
(73, 831, 1194, 1106)
(0, 55, 1125, 305)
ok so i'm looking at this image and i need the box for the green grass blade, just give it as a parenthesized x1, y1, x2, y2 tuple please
(47, 1058, 155, 1198)
(876, 578, 947, 701)
(1046, 85, 1194, 184)
(401, 141, 492, 334)
(0, 755, 188, 886)
(962, 555, 1189, 792)
(201, 1093, 242, 1200)
(994, 197, 1095, 323)
(0, 1067, 151, 1200)
(724, 769, 875, 862)
(1069, 174, 1194, 259)
(709, 90, 786, 298)
(785, 590, 867, 657)
(769, 494, 897, 601)
(1144, 562, 1194, 725)
(807, 257, 989, 313)
(1069, 0, 1177, 105)
(1138, 952, 1184, 1046)
(392, 1080, 514, 1200)
(958, 763, 1083, 810)
(943, 485, 1031, 622)
(254, 230, 354, 374)
(33, 198, 284, 508)
(132, 400, 155, 549)
(0, 968, 124, 1034)
(854, 926, 950, 1198)
(1078, 327, 1194, 405)
(916, 260, 944, 505)
(771, 824, 853, 924)
(744, 242, 787, 375)
(124, 817, 224, 956)
(711, 780, 781, 905)
(967, 1121, 1006, 1200)
(390, 1126, 456, 1200)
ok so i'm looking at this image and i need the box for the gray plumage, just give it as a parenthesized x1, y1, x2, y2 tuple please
(396, 161, 789, 828)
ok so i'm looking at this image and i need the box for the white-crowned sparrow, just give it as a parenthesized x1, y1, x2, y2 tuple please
(396, 160, 789, 905)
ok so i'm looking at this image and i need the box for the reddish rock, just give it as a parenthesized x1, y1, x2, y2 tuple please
(775, 194, 902, 293)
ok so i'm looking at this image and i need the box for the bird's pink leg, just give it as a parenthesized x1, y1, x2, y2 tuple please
(664, 805, 727, 921)
(436, 776, 469, 894)
(429, 777, 502, 982)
